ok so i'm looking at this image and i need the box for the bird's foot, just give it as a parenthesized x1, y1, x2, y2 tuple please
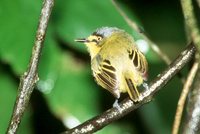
(142, 82, 149, 90)
(113, 99, 122, 113)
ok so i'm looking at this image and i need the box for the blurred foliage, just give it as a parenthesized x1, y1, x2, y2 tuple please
(0, 0, 189, 133)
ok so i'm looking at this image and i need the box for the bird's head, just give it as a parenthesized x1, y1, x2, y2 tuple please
(75, 27, 123, 58)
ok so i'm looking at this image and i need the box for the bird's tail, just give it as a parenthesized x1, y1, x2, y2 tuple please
(125, 77, 140, 102)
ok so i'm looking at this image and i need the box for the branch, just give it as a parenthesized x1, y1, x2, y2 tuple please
(172, 62, 198, 134)
(62, 44, 196, 134)
(6, 0, 54, 133)
(196, 0, 200, 8)
(181, 0, 200, 51)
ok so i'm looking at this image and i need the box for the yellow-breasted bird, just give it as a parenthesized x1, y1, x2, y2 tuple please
(75, 27, 148, 102)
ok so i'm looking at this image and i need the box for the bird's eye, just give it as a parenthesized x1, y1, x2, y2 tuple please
(97, 36, 102, 41)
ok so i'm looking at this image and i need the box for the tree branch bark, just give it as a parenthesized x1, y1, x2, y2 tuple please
(181, 0, 200, 51)
(6, 0, 54, 133)
(63, 44, 196, 134)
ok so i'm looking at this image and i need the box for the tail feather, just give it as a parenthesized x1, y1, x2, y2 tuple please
(125, 78, 140, 102)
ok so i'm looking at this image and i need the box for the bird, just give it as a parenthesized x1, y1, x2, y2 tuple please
(75, 27, 148, 103)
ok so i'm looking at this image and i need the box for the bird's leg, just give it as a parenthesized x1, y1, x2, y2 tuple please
(142, 82, 149, 90)
(138, 82, 149, 101)
(113, 99, 123, 113)
(113, 99, 119, 108)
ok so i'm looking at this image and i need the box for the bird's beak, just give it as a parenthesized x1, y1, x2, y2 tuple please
(74, 38, 88, 43)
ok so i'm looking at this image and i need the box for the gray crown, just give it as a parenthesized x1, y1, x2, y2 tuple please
(93, 27, 123, 38)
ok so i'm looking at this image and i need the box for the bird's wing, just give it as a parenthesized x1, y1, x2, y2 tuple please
(92, 57, 120, 98)
(127, 47, 148, 77)
(123, 47, 148, 102)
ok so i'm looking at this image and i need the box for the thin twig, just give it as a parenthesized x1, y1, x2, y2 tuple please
(62, 44, 196, 134)
(196, 0, 200, 8)
(183, 69, 200, 134)
(181, 0, 200, 133)
(111, 0, 141, 34)
(172, 62, 198, 134)
(6, 0, 54, 134)
(111, 0, 171, 65)
(181, 0, 200, 52)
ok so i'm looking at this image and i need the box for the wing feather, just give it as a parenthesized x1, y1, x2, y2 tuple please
(93, 58, 119, 98)
(128, 48, 148, 75)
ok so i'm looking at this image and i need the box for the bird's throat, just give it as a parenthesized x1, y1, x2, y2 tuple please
(86, 44, 101, 59)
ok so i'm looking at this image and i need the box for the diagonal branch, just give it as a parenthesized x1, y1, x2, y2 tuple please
(6, 0, 54, 133)
(197, 0, 200, 8)
(181, 0, 200, 51)
(62, 44, 196, 134)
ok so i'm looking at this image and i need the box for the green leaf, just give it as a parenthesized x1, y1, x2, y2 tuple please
(0, 0, 42, 74)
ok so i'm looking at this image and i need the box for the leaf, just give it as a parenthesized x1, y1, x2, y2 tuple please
(0, 0, 42, 74)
